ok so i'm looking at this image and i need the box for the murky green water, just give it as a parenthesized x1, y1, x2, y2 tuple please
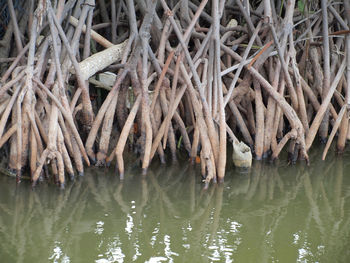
(0, 151, 350, 263)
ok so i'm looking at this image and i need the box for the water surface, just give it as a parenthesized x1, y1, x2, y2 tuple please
(0, 151, 349, 262)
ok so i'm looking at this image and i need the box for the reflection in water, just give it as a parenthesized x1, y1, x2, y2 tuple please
(0, 153, 350, 262)
(48, 241, 70, 263)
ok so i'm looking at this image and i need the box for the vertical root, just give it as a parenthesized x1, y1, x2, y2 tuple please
(108, 95, 141, 177)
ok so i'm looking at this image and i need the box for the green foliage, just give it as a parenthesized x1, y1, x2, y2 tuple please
(297, 0, 306, 14)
